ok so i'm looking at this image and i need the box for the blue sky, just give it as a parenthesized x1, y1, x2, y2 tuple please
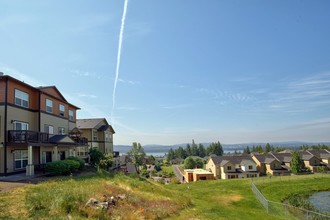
(1, 0, 330, 145)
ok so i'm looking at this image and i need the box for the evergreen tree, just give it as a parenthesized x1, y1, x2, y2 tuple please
(198, 144, 206, 158)
(185, 144, 192, 156)
(167, 148, 175, 161)
(291, 151, 304, 174)
(244, 146, 251, 154)
(176, 146, 187, 159)
(191, 141, 199, 156)
(265, 143, 273, 152)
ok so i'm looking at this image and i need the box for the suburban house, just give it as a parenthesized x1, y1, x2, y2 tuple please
(0, 74, 88, 176)
(307, 149, 330, 168)
(298, 151, 322, 172)
(206, 154, 259, 179)
(184, 169, 214, 182)
(76, 118, 115, 158)
(252, 153, 291, 176)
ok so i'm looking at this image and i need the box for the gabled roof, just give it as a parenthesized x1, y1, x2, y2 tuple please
(76, 118, 109, 129)
(38, 86, 67, 102)
(264, 158, 276, 164)
(241, 159, 255, 166)
(49, 135, 77, 146)
(210, 154, 254, 166)
(307, 149, 330, 159)
(270, 152, 292, 163)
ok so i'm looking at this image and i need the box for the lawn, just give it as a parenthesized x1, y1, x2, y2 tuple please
(0, 172, 329, 219)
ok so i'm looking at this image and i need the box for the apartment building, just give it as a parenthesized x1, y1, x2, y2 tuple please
(76, 118, 115, 157)
(0, 74, 87, 176)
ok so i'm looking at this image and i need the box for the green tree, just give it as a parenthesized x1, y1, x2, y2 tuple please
(207, 141, 224, 156)
(191, 140, 199, 156)
(198, 144, 206, 158)
(128, 142, 146, 167)
(291, 151, 304, 174)
(184, 156, 196, 169)
(244, 146, 251, 154)
(147, 155, 156, 165)
(265, 143, 273, 152)
(99, 153, 114, 170)
(167, 148, 175, 161)
(185, 144, 192, 156)
(176, 146, 187, 159)
(89, 148, 104, 166)
(195, 158, 204, 168)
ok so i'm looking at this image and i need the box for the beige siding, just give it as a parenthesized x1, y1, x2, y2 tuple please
(6, 106, 38, 131)
(206, 160, 216, 176)
(40, 113, 70, 134)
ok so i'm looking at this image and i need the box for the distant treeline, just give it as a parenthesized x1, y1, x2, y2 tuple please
(167, 140, 224, 161)
(167, 141, 330, 161)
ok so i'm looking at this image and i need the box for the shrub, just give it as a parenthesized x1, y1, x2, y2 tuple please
(89, 148, 104, 166)
(99, 153, 113, 170)
(45, 159, 80, 175)
(45, 161, 70, 175)
(62, 160, 80, 173)
(67, 156, 85, 170)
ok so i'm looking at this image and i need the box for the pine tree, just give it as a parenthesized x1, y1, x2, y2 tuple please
(291, 151, 303, 174)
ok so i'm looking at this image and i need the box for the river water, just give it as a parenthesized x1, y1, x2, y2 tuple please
(309, 191, 330, 213)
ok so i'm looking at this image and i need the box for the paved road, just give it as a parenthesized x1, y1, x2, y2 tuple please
(172, 165, 186, 183)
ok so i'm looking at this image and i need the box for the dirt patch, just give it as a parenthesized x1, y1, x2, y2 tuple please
(0, 182, 29, 193)
(213, 194, 242, 206)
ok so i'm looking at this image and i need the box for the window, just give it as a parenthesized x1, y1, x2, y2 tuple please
(15, 89, 29, 108)
(58, 127, 65, 135)
(249, 165, 253, 170)
(14, 150, 28, 169)
(93, 131, 98, 141)
(69, 110, 74, 121)
(42, 151, 52, 164)
(59, 104, 65, 116)
(227, 166, 232, 170)
(46, 99, 53, 113)
(13, 121, 29, 130)
(44, 124, 54, 134)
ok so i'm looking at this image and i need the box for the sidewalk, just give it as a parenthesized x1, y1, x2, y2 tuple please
(0, 171, 47, 183)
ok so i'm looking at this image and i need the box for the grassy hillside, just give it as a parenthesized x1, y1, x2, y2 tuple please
(0, 172, 329, 219)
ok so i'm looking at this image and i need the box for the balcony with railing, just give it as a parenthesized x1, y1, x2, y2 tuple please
(7, 130, 88, 146)
(7, 130, 49, 144)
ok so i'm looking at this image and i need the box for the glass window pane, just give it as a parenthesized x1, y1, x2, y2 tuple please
(15, 161, 21, 169)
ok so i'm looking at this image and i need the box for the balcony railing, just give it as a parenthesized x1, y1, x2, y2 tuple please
(7, 130, 49, 144)
(70, 136, 89, 145)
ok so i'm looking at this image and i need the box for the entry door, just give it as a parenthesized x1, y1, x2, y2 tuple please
(59, 151, 65, 160)
(42, 152, 52, 164)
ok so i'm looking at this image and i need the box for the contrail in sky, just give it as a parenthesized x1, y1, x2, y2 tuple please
(111, 0, 128, 123)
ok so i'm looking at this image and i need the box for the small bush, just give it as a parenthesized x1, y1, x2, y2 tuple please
(67, 156, 85, 170)
(45, 161, 70, 175)
(45, 159, 80, 175)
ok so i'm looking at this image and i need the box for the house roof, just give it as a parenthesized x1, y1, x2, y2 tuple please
(264, 158, 276, 164)
(307, 149, 330, 159)
(77, 118, 104, 129)
(210, 154, 253, 166)
(241, 159, 255, 165)
(49, 135, 77, 146)
(271, 152, 292, 163)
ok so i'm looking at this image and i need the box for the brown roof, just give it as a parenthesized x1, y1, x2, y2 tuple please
(76, 118, 105, 129)
(210, 154, 253, 166)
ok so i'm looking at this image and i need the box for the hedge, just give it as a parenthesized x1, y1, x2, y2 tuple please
(66, 156, 85, 170)
(45, 159, 80, 176)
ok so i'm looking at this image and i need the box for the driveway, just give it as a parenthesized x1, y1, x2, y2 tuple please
(172, 165, 186, 183)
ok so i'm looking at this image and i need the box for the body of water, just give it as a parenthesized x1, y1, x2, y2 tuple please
(309, 191, 330, 213)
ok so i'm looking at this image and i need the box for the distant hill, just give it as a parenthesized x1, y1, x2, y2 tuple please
(114, 141, 330, 155)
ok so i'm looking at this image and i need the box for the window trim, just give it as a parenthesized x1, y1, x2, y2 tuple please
(69, 110, 74, 121)
(14, 89, 29, 108)
(13, 121, 29, 130)
(58, 127, 65, 135)
(46, 99, 53, 113)
(59, 104, 65, 116)
(44, 124, 54, 134)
